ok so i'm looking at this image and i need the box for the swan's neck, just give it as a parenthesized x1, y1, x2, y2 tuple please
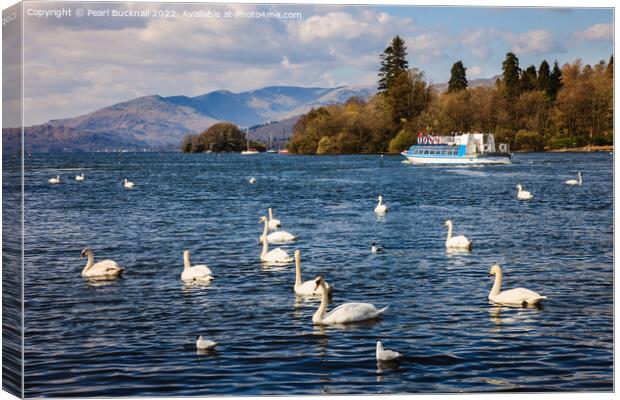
(377, 197, 383, 207)
(261, 238, 269, 258)
(269, 208, 274, 220)
(446, 224, 453, 241)
(490, 271, 502, 298)
(313, 285, 328, 323)
(517, 186, 522, 194)
(83, 253, 94, 273)
(376, 342, 383, 357)
(183, 252, 191, 270)
(262, 219, 269, 236)
(294, 257, 302, 289)
(578, 174, 582, 184)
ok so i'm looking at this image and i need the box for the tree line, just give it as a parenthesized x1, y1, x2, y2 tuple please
(288, 36, 613, 154)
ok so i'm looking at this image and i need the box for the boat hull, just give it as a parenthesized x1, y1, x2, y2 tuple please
(402, 153, 511, 165)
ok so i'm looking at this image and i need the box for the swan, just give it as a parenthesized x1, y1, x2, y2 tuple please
(260, 236, 293, 265)
(444, 220, 472, 250)
(376, 341, 401, 361)
(488, 264, 547, 307)
(196, 336, 217, 350)
(516, 184, 533, 200)
(294, 250, 332, 296)
(249, 177, 256, 184)
(259, 216, 296, 244)
(268, 208, 281, 230)
(48, 175, 60, 184)
(312, 276, 388, 325)
(374, 195, 388, 215)
(124, 178, 135, 189)
(371, 241, 384, 254)
(565, 172, 583, 186)
(80, 247, 124, 279)
(75, 174, 85, 181)
(181, 250, 213, 282)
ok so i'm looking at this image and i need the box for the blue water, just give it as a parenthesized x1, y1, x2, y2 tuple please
(9, 152, 613, 396)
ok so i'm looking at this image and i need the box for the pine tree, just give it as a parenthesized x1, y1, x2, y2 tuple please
(447, 60, 468, 93)
(537, 60, 551, 93)
(378, 36, 409, 92)
(501, 52, 521, 98)
(606, 54, 613, 79)
(548, 60, 563, 100)
(520, 65, 538, 92)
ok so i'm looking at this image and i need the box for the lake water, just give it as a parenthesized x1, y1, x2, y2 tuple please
(7, 152, 614, 396)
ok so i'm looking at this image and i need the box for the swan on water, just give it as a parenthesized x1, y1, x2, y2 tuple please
(75, 174, 85, 181)
(444, 220, 472, 250)
(196, 336, 217, 350)
(488, 264, 546, 307)
(182, 250, 213, 282)
(259, 216, 296, 244)
(48, 175, 60, 184)
(294, 250, 332, 296)
(249, 177, 257, 184)
(376, 340, 401, 361)
(516, 184, 533, 200)
(124, 178, 135, 189)
(565, 172, 583, 186)
(374, 195, 388, 215)
(312, 276, 388, 325)
(371, 241, 384, 254)
(259, 236, 293, 265)
(268, 207, 281, 230)
(80, 247, 124, 279)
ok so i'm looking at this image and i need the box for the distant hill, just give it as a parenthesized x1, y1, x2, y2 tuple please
(3, 85, 375, 153)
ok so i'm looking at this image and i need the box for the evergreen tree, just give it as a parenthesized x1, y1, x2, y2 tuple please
(447, 60, 468, 92)
(606, 54, 613, 79)
(537, 60, 551, 93)
(378, 35, 409, 92)
(501, 52, 521, 98)
(520, 65, 538, 92)
(548, 60, 563, 100)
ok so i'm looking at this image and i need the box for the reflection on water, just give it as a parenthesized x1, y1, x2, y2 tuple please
(10, 152, 612, 396)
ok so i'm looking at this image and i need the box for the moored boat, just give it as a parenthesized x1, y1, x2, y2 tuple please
(401, 132, 511, 165)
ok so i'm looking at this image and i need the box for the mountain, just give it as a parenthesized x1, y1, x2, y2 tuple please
(3, 85, 375, 153)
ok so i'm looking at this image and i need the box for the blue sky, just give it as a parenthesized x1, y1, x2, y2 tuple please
(13, 2, 614, 126)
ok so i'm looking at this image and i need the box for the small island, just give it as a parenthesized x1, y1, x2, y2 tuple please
(180, 122, 265, 153)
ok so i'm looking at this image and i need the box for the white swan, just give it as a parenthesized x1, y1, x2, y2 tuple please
(80, 248, 124, 279)
(260, 236, 293, 265)
(75, 174, 85, 181)
(181, 250, 213, 282)
(444, 220, 472, 250)
(196, 336, 217, 350)
(565, 172, 582, 186)
(249, 177, 256, 184)
(374, 195, 388, 215)
(259, 216, 296, 244)
(124, 178, 135, 189)
(48, 175, 60, 184)
(376, 341, 401, 361)
(294, 250, 332, 296)
(268, 208, 281, 230)
(312, 276, 388, 325)
(371, 241, 384, 254)
(516, 184, 533, 200)
(488, 264, 547, 307)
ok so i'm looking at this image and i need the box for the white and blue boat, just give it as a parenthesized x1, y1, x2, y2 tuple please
(401, 132, 511, 165)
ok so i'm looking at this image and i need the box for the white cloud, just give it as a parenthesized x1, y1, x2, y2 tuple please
(506, 29, 564, 55)
(297, 12, 366, 42)
(574, 23, 613, 41)
(467, 66, 483, 78)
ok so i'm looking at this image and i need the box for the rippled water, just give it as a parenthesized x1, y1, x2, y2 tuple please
(10, 152, 613, 396)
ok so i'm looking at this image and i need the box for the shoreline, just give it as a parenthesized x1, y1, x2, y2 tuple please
(544, 145, 613, 153)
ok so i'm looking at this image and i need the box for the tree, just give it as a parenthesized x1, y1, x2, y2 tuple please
(447, 60, 468, 93)
(537, 60, 551, 93)
(606, 54, 613, 79)
(378, 35, 409, 92)
(501, 52, 521, 98)
(520, 65, 538, 92)
(548, 60, 563, 100)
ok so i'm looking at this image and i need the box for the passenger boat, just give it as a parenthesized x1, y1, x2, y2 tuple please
(401, 132, 511, 165)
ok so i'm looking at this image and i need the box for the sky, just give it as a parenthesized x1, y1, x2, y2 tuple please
(4, 1, 614, 126)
